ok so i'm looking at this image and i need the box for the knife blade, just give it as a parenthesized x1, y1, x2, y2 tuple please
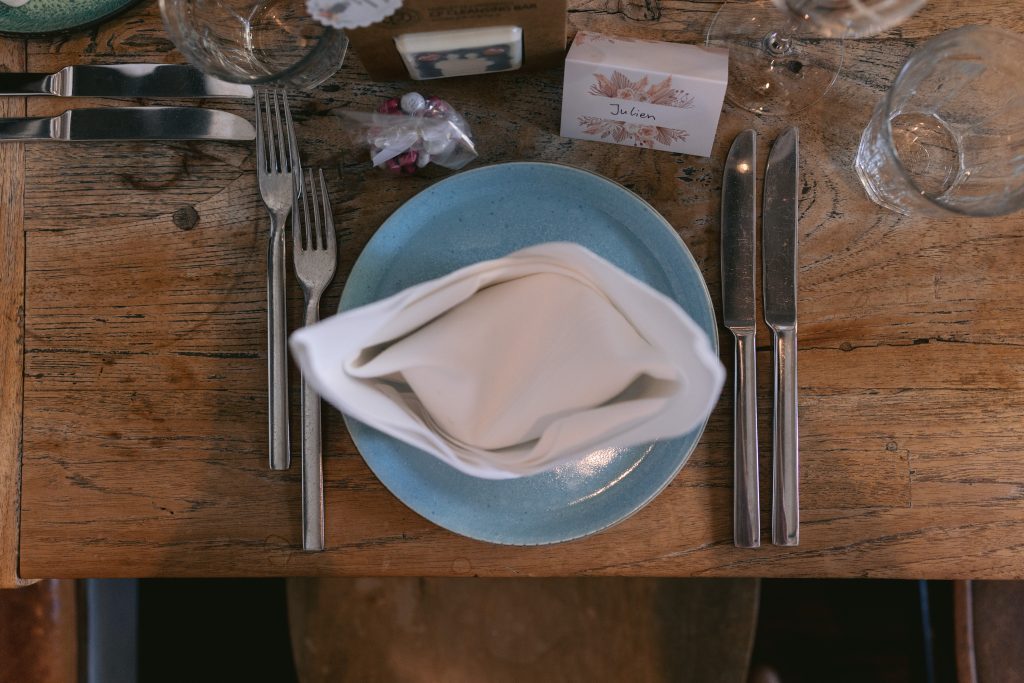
(721, 129, 760, 549)
(0, 64, 253, 99)
(763, 126, 800, 547)
(0, 107, 255, 142)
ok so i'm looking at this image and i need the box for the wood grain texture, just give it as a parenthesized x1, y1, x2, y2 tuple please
(10, 1, 1024, 578)
(0, 38, 32, 588)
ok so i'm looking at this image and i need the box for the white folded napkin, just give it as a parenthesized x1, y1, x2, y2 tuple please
(290, 242, 725, 479)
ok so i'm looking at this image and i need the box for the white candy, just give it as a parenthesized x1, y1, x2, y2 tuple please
(400, 92, 427, 114)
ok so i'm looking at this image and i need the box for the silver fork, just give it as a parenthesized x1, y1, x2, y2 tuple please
(293, 168, 338, 552)
(255, 88, 300, 472)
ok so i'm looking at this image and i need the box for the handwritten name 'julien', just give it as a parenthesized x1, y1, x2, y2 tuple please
(609, 103, 656, 120)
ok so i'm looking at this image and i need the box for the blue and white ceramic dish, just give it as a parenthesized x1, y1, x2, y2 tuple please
(339, 162, 719, 545)
(0, 0, 140, 37)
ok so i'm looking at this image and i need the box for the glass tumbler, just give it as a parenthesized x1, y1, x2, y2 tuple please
(855, 25, 1024, 216)
(159, 0, 348, 90)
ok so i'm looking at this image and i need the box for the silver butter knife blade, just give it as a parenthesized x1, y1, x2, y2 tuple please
(0, 64, 253, 99)
(0, 107, 256, 142)
(763, 126, 800, 547)
(722, 128, 760, 550)
(722, 130, 757, 330)
(763, 127, 799, 328)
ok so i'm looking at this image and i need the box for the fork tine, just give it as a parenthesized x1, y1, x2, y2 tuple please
(255, 90, 266, 173)
(319, 169, 335, 252)
(291, 165, 305, 251)
(308, 166, 322, 250)
(266, 90, 281, 174)
(303, 169, 315, 250)
(274, 89, 289, 175)
(284, 90, 300, 178)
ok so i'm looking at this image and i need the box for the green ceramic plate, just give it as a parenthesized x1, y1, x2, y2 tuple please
(0, 0, 141, 37)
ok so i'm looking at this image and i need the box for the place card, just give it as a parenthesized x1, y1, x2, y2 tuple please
(560, 32, 729, 157)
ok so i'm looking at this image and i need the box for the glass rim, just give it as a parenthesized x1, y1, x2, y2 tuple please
(158, 0, 346, 87)
(877, 24, 1024, 217)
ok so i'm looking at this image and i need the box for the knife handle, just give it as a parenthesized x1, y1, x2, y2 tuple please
(0, 117, 51, 140)
(733, 330, 761, 549)
(771, 326, 800, 546)
(0, 73, 52, 96)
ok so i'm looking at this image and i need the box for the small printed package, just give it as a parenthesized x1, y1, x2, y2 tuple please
(345, 0, 567, 82)
(560, 32, 729, 157)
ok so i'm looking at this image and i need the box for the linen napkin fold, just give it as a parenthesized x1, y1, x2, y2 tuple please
(290, 242, 725, 479)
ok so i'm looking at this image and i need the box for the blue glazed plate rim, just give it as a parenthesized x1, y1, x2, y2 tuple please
(338, 161, 719, 545)
(0, 0, 141, 37)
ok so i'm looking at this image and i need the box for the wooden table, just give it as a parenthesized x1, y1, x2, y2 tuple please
(3, 0, 1024, 586)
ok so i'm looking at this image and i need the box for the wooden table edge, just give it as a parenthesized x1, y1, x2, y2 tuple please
(0, 37, 35, 588)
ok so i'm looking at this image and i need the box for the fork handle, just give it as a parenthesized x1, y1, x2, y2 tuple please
(267, 213, 290, 471)
(301, 295, 325, 551)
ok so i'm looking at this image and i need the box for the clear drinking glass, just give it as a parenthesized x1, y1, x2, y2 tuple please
(855, 25, 1024, 216)
(706, 0, 927, 116)
(159, 0, 348, 90)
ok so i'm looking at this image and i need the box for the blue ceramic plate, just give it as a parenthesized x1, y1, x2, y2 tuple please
(339, 162, 718, 545)
(0, 0, 139, 36)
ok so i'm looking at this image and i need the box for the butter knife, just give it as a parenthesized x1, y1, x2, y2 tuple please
(0, 107, 255, 142)
(763, 127, 800, 547)
(0, 64, 253, 99)
(722, 129, 760, 549)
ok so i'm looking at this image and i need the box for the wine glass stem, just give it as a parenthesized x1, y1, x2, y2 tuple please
(763, 31, 794, 56)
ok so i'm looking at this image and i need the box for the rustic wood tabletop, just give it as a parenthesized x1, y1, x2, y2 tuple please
(3, 0, 1024, 585)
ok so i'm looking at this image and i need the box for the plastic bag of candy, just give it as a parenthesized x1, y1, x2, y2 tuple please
(335, 92, 477, 175)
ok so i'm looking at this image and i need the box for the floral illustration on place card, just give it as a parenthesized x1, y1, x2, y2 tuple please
(588, 72, 696, 110)
(577, 117, 689, 149)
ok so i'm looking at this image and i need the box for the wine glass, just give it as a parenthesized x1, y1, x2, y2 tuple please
(706, 0, 927, 116)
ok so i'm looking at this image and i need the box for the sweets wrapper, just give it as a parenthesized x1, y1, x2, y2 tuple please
(335, 94, 477, 174)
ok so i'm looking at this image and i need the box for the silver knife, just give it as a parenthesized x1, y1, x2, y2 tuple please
(763, 127, 800, 547)
(0, 107, 255, 142)
(0, 64, 252, 99)
(722, 129, 760, 549)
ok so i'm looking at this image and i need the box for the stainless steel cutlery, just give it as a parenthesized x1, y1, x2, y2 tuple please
(722, 127, 801, 548)
(722, 129, 761, 550)
(255, 88, 300, 473)
(0, 64, 341, 549)
(293, 168, 338, 553)
(763, 127, 801, 547)
(0, 64, 253, 99)
(0, 106, 254, 142)
(0, 63, 253, 143)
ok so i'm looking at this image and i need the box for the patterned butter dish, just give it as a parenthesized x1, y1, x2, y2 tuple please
(0, 0, 140, 36)
(394, 26, 523, 80)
